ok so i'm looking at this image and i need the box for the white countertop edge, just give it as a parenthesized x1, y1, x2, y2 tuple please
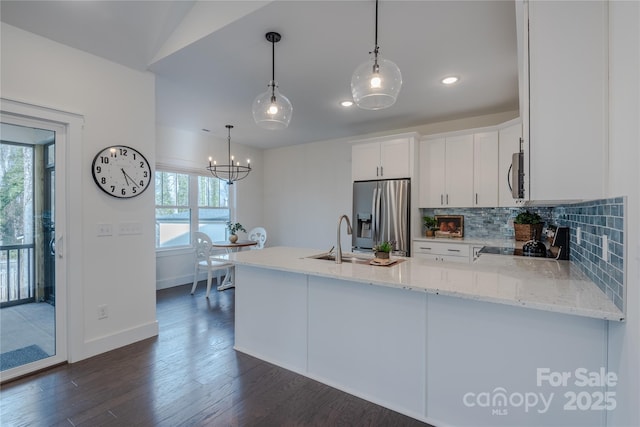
(221, 247, 624, 322)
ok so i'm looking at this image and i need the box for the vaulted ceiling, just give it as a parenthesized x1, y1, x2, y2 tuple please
(1, 1, 519, 148)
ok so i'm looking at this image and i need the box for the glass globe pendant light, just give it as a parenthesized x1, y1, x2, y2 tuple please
(252, 32, 292, 130)
(351, 0, 402, 110)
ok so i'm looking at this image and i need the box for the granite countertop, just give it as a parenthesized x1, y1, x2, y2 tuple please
(220, 246, 624, 322)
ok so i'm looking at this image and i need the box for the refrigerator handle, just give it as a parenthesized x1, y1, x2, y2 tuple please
(371, 187, 378, 243)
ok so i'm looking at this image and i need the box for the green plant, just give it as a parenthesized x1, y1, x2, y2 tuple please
(373, 241, 392, 253)
(514, 210, 542, 225)
(227, 222, 246, 235)
(423, 216, 438, 230)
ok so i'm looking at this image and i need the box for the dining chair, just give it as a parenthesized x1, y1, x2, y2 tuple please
(191, 231, 233, 298)
(248, 227, 267, 249)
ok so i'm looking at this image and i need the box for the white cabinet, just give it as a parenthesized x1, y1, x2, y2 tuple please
(526, 0, 607, 200)
(423, 137, 445, 207)
(352, 137, 411, 181)
(413, 241, 470, 264)
(421, 135, 473, 207)
(498, 122, 523, 207)
(472, 131, 498, 207)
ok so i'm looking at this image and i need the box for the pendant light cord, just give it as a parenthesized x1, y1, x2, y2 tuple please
(372, 0, 380, 71)
(270, 36, 277, 101)
(374, 0, 379, 51)
(226, 125, 233, 166)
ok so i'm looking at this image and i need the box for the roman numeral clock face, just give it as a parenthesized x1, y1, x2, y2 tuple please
(92, 145, 152, 198)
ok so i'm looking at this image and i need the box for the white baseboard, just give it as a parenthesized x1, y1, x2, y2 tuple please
(74, 320, 159, 362)
(156, 274, 194, 290)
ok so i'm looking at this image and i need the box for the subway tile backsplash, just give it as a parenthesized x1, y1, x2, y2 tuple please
(421, 197, 626, 311)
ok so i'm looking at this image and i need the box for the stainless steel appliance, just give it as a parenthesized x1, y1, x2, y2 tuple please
(509, 137, 525, 199)
(352, 179, 410, 256)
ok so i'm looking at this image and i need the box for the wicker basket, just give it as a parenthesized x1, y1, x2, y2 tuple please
(514, 223, 544, 241)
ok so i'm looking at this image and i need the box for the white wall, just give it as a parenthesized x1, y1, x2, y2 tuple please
(155, 125, 264, 289)
(263, 139, 352, 251)
(606, 2, 640, 426)
(1, 24, 158, 361)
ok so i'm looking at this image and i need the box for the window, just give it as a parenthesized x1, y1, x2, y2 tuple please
(155, 171, 230, 249)
(197, 176, 229, 242)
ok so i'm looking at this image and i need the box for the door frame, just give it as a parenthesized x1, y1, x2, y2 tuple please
(1, 98, 84, 381)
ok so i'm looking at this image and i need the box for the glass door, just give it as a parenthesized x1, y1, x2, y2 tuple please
(0, 118, 66, 379)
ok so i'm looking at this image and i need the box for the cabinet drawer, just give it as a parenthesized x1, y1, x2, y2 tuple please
(414, 253, 470, 264)
(413, 241, 470, 257)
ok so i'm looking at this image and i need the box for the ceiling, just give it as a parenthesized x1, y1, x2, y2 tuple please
(0, 1, 519, 149)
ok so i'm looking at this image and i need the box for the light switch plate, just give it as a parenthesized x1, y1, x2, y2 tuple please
(118, 222, 142, 235)
(576, 227, 581, 245)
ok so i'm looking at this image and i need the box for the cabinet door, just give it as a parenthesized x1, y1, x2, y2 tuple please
(473, 131, 498, 207)
(352, 143, 381, 181)
(380, 138, 410, 179)
(427, 138, 446, 207)
(498, 123, 522, 207)
(445, 135, 474, 207)
(528, 0, 607, 200)
(418, 140, 430, 207)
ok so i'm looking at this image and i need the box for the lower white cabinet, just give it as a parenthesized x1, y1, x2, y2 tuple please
(413, 241, 471, 263)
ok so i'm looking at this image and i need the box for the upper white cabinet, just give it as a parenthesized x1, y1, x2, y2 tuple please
(352, 137, 411, 181)
(498, 122, 523, 207)
(526, 0, 607, 200)
(421, 134, 474, 208)
(472, 131, 498, 207)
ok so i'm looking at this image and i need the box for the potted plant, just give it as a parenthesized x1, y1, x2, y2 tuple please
(423, 216, 438, 238)
(513, 210, 544, 241)
(227, 221, 246, 243)
(373, 241, 392, 259)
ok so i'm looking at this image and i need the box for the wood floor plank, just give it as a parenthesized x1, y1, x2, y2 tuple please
(1, 283, 432, 426)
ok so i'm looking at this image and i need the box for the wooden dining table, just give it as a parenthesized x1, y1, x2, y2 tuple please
(211, 240, 258, 290)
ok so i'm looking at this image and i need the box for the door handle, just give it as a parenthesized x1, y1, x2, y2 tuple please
(57, 235, 64, 258)
(380, 166, 383, 177)
(475, 193, 478, 204)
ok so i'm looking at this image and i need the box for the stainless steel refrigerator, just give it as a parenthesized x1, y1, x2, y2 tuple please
(352, 179, 410, 256)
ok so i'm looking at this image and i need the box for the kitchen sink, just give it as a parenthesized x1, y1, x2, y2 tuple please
(306, 252, 373, 265)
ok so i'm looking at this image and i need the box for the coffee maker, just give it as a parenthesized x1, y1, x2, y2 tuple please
(548, 226, 570, 260)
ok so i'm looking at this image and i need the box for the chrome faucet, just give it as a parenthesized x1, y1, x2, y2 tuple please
(336, 214, 352, 264)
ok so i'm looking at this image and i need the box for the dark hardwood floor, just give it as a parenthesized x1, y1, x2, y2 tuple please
(0, 283, 432, 426)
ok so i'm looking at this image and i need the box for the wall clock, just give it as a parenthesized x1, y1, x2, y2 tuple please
(91, 145, 152, 198)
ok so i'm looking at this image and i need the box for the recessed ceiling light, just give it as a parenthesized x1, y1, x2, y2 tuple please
(340, 100, 354, 107)
(441, 76, 459, 85)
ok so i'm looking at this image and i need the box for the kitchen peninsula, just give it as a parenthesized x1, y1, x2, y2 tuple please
(225, 247, 623, 426)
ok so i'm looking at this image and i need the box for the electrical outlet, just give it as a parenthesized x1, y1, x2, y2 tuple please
(602, 235, 608, 262)
(97, 223, 113, 237)
(98, 304, 108, 319)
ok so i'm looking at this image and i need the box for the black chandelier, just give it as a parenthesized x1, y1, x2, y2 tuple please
(207, 125, 251, 185)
